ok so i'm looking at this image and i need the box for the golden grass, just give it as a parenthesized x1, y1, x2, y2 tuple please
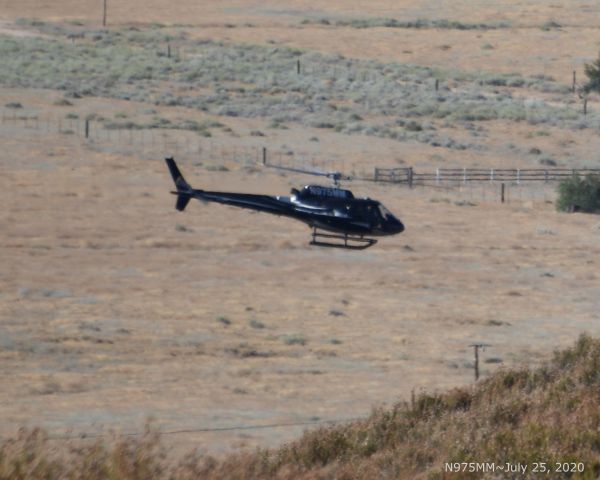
(2, 335, 600, 479)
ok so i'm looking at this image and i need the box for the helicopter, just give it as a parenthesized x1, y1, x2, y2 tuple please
(165, 157, 404, 249)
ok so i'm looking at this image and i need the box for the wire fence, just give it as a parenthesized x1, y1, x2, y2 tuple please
(0, 111, 368, 175)
(37, 417, 359, 442)
(0, 111, 577, 203)
(0, 417, 360, 443)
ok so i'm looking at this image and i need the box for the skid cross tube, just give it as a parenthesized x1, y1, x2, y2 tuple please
(310, 228, 377, 250)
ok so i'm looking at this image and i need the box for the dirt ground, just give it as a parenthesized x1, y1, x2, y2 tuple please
(2, 1, 600, 458)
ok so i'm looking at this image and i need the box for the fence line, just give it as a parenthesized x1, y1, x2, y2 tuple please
(0, 417, 360, 442)
(0, 112, 371, 176)
(2, 112, 594, 190)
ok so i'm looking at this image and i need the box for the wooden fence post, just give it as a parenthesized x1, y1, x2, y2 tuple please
(501, 183, 505, 203)
(85, 119, 89, 139)
(262, 147, 267, 165)
(103, 0, 107, 27)
(469, 343, 491, 381)
(297, 59, 301, 75)
(573, 70, 576, 93)
(407, 167, 413, 188)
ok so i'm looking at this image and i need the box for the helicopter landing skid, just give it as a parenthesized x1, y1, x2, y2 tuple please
(310, 228, 377, 250)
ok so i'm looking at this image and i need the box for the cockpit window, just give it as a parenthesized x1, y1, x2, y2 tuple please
(378, 205, 393, 220)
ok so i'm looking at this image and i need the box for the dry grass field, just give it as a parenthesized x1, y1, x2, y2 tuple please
(2, 0, 600, 465)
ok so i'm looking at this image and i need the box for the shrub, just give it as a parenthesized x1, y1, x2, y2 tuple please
(583, 50, 600, 94)
(556, 174, 600, 213)
(249, 319, 265, 329)
(405, 120, 423, 131)
(541, 19, 562, 31)
(281, 333, 307, 346)
(53, 98, 73, 106)
(539, 157, 557, 166)
(216, 316, 231, 326)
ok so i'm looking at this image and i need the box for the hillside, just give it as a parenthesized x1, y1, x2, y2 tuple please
(2, 334, 599, 479)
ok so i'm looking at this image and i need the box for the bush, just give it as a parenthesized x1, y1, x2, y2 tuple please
(583, 51, 600, 94)
(281, 333, 307, 346)
(556, 174, 600, 213)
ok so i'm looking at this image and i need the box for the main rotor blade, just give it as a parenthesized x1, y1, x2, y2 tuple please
(264, 163, 352, 182)
(266, 163, 329, 177)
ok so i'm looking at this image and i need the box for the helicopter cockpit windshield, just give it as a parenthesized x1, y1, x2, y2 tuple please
(378, 204, 394, 220)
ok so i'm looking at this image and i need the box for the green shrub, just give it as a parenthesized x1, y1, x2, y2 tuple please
(583, 50, 600, 94)
(541, 19, 562, 31)
(556, 174, 600, 213)
(53, 98, 73, 106)
(281, 333, 307, 346)
(249, 319, 265, 329)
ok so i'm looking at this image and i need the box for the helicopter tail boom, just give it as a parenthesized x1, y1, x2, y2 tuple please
(166, 157, 192, 211)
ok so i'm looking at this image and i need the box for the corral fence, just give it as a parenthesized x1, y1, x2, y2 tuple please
(374, 167, 600, 187)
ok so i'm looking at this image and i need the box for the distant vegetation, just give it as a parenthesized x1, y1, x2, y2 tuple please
(556, 174, 600, 213)
(583, 51, 600, 94)
(2, 335, 600, 479)
(301, 16, 512, 30)
(0, 20, 593, 154)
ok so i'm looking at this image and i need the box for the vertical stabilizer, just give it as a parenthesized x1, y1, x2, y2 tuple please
(165, 157, 192, 211)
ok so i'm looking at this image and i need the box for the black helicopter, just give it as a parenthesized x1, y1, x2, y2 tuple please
(165, 157, 404, 249)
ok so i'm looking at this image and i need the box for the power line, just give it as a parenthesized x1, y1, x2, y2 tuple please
(30, 417, 360, 442)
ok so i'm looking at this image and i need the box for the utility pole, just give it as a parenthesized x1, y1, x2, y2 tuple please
(469, 343, 491, 381)
(103, 0, 107, 27)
